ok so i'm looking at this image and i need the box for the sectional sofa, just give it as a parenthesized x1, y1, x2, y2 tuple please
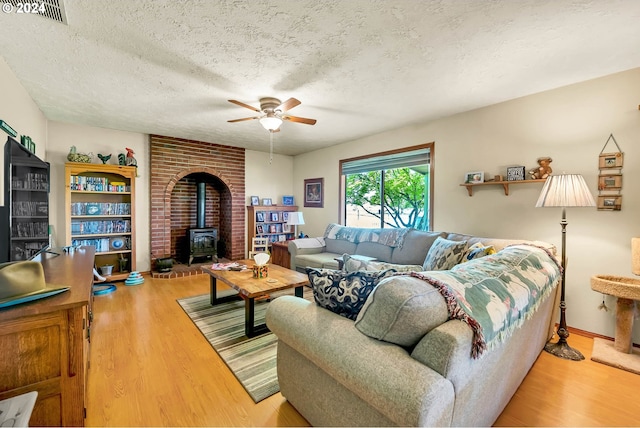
(267, 224, 561, 426)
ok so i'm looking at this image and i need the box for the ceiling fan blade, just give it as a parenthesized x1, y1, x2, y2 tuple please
(277, 97, 301, 112)
(227, 116, 260, 123)
(228, 99, 261, 112)
(282, 114, 317, 125)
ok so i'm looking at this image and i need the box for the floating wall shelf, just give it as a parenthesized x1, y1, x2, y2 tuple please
(460, 179, 547, 196)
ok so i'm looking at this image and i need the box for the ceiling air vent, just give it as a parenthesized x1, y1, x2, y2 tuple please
(6, 0, 68, 25)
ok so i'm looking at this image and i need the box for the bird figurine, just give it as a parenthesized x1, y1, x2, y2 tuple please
(125, 147, 137, 167)
(118, 153, 125, 165)
(97, 153, 111, 164)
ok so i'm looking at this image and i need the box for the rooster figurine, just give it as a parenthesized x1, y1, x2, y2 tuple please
(125, 148, 137, 167)
(97, 153, 111, 164)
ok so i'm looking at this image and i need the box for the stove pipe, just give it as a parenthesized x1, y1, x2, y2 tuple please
(196, 182, 206, 229)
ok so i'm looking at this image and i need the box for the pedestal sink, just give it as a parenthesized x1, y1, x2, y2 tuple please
(590, 275, 640, 353)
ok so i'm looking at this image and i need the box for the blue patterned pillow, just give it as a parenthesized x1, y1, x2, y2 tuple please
(306, 268, 397, 320)
(422, 237, 468, 270)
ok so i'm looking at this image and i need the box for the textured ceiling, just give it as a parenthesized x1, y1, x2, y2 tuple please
(1, 0, 639, 155)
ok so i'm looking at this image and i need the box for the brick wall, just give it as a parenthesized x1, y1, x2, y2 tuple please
(150, 135, 245, 265)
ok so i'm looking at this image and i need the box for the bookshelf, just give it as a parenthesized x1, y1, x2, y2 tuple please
(0, 137, 50, 261)
(65, 162, 136, 281)
(247, 205, 298, 257)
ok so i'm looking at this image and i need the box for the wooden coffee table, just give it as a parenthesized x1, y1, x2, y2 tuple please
(201, 260, 309, 337)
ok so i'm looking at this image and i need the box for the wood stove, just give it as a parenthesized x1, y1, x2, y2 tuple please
(188, 227, 217, 265)
(187, 181, 218, 265)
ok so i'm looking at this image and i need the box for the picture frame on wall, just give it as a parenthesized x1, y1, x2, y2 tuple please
(506, 166, 526, 181)
(304, 177, 324, 208)
(250, 195, 260, 206)
(599, 152, 623, 169)
(282, 195, 294, 206)
(597, 195, 622, 211)
(464, 171, 484, 184)
(598, 174, 622, 191)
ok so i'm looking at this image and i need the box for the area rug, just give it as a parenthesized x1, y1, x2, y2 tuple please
(591, 337, 640, 375)
(177, 289, 312, 403)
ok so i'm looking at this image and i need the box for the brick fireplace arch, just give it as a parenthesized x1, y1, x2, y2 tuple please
(150, 135, 245, 266)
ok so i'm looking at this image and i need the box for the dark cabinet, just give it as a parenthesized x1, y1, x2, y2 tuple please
(0, 136, 50, 262)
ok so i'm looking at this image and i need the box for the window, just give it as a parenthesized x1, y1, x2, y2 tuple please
(340, 143, 433, 230)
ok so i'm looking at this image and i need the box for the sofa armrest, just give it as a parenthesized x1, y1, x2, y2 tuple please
(288, 238, 326, 270)
(266, 296, 455, 426)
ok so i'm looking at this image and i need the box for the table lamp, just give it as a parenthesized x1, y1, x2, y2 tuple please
(535, 173, 595, 360)
(287, 212, 305, 239)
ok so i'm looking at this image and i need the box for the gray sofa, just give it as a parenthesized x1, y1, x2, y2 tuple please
(268, 225, 560, 427)
(288, 225, 447, 272)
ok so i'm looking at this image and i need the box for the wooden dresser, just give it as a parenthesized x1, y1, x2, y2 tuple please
(0, 247, 95, 426)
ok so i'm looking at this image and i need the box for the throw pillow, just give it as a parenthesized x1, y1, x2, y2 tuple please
(462, 242, 496, 262)
(343, 254, 423, 273)
(422, 237, 468, 270)
(306, 267, 396, 320)
(355, 275, 449, 347)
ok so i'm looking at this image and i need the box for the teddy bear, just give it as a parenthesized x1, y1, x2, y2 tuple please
(529, 157, 553, 179)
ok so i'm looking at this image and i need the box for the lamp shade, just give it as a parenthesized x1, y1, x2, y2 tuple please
(535, 174, 595, 208)
(259, 116, 282, 131)
(287, 211, 305, 226)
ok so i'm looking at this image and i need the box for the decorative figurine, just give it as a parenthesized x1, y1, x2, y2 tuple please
(125, 147, 137, 167)
(529, 157, 553, 179)
(67, 145, 92, 163)
(97, 153, 111, 164)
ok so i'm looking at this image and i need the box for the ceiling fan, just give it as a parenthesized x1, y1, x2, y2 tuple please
(227, 97, 317, 132)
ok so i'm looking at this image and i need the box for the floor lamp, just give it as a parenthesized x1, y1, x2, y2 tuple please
(287, 211, 305, 239)
(535, 174, 595, 361)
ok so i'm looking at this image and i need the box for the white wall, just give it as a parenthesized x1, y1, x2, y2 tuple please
(245, 150, 294, 207)
(0, 56, 47, 205)
(46, 121, 150, 271)
(293, 67, 640, 342)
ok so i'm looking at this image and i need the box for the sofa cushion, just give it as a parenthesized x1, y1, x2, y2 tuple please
(343, 254, 423, 273)
(355, 242, 393, 262)
(355, 275, 448, 347)
(306, 268, 397, 320)
(325, 238, 357, 255)
(296, 252, 342, 270)
(462, 242, 496, 262)
(422, 237, 468, 271)
(391, 230, 447, 265)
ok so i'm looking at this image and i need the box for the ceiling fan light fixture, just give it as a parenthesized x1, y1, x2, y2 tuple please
(259, 116, 282, 131)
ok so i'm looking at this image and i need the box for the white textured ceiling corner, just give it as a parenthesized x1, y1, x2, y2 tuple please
(1, 0, 640, 155)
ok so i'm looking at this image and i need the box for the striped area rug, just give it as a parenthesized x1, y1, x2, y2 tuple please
(177, 289, 311, 403)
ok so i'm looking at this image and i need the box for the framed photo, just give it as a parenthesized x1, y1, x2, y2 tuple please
(262, 198, 272, 206)
(250, 195, 260, 206)
(304, 177, 324, 208)
(282, 195, 294, 206)
(283, 211, 289, 222)
(270, 212, 279, 222)
(599, 152, 623, 169)
(283, 223, 291, 233)
(269, 224, 277, 233)
(506, 166, 526, 181)
(256, 225, 264, 234)
(597, 195, 622, 211)
(598, 174, 622, 191)
(464, 171, 484, 184)
(256, 212, 265, 222)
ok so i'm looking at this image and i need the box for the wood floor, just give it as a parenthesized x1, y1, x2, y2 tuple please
(87, 273, 640, 427)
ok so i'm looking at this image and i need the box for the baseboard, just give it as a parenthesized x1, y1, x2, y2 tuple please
(563, 324, 640, 349)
